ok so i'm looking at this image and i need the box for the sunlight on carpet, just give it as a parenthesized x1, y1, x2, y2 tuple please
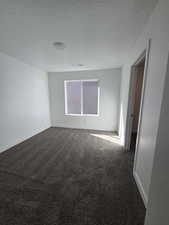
(90, 133, 122, 145)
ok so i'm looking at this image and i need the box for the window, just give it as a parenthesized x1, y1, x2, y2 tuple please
(64, 80, 100, 116)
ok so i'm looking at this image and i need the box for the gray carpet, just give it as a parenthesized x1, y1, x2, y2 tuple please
(0, 127, 145, 225)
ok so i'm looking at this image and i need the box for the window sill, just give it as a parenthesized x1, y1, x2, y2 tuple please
(65, 113, 99, 117)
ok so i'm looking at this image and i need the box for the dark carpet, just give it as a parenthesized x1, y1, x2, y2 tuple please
(0, 128, 145, 225)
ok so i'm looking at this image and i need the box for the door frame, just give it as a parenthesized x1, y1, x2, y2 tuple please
(125, 39, 151, 152)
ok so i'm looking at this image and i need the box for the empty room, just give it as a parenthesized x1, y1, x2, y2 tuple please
(0, 0, 169, 225)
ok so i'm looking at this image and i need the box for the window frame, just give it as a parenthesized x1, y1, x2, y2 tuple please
(64, 79, 100, 117)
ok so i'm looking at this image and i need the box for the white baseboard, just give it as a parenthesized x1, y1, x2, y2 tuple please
(133, 170, 148, 207)
(51, 125, 116, 133)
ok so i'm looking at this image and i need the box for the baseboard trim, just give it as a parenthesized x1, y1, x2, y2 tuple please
(51, 125, 117, 133)
(133, 170, 148, 207)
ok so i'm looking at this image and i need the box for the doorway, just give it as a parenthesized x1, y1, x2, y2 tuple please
(125, 40, 151, 152)
(130, 58, 145, 151)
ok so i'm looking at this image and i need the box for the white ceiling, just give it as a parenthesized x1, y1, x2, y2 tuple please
(0, 0, 158, 72)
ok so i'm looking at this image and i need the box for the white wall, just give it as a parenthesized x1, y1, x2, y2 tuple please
(120, 0, 169, 206)
(0, 51, 51, 152)
(145, 52, 169, 225)
(48, 68, 121, 131)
